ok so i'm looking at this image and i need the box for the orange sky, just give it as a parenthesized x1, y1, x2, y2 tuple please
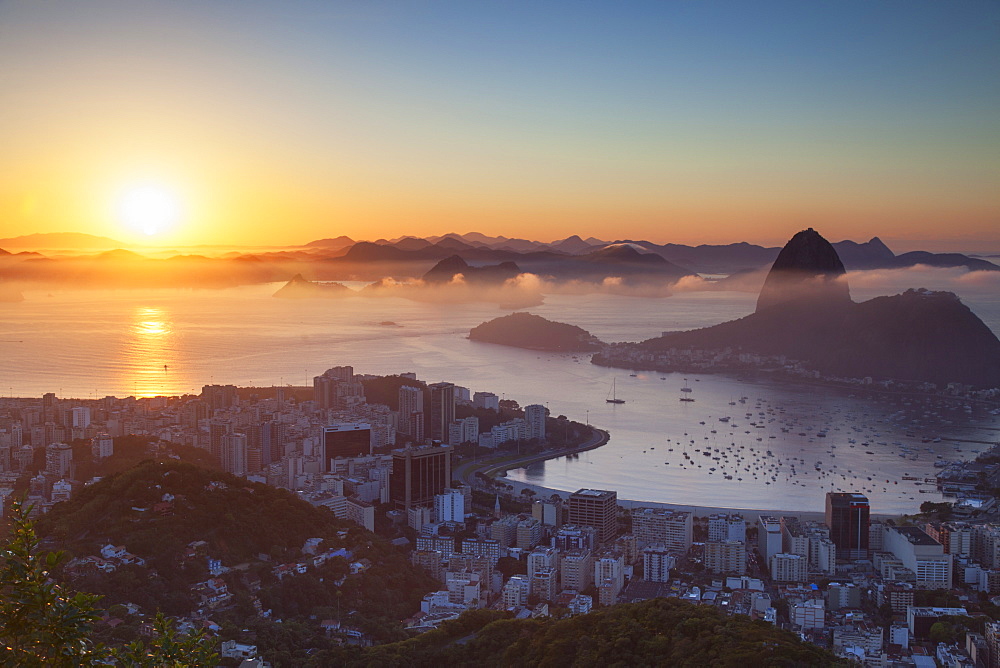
(1, 1, 997, 250)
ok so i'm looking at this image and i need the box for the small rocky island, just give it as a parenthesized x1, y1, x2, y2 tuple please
(272, 274, 352, 298)
(469, 312, 603, 352)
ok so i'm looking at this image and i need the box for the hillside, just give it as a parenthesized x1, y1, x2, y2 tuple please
(308, 599, 845, 667)
(37, 461, 437, 653)
(470, 312, 603, 351)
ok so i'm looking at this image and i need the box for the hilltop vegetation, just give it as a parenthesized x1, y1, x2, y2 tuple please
(308, 598, 845, 667)
(35, 461, 437, 658)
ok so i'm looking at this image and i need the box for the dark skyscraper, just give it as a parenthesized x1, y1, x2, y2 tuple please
(826, 492, 870, 560)
(389, 443, 452, 510)
(568, 489, 618, 544)
(322, 423, 371, 470)
(427, 382, 455, 442)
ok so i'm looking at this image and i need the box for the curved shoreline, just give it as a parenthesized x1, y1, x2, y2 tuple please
(458, 426, 890, 521)
(453, 427, 610, 489)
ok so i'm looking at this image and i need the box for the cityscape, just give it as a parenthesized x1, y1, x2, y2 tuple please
(2, 0, 1000, 666)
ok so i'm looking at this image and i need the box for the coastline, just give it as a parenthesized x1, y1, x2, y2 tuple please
(455, 426, 892, 521)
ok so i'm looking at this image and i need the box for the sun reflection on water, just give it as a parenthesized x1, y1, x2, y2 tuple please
(126, 307, 174, 397)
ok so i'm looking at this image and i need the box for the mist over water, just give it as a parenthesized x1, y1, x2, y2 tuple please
(1, 271, 997, 514)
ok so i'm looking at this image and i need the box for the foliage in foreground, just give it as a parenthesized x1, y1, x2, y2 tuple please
(0, 499, 218, 667)
(307, 598, 848, 667)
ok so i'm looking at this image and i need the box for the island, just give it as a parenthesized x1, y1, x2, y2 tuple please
(469, 312, 603, 351)
(272, 273, 352, 298)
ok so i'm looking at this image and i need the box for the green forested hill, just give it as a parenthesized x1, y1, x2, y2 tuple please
(34, 461, 437, 659)
(309, 598, 847, 667)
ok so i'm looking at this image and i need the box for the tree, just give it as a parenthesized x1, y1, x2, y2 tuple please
(0, 499, 218, 667)
(114, 613, 219, 667)
(0, 500, 105, 667)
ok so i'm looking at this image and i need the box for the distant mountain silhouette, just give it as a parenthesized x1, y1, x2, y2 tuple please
(303, 235, 355, 250)
(0, 232, 126, 250)
(422, 255, 522, 285)
(638, 229, 1000, 388)
(893, 251, 999, 272)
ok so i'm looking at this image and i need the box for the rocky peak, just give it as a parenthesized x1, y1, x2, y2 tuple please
(756, 228, 851, 313)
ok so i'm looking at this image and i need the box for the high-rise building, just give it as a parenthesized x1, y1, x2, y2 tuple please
(262, 420, 287, 463)
(704, 540, 747, 574)
(524, 404, 546, 441)
(473, 392, 499, 411)
(322, 424, 372, 469)
(708, 513, 746, 543)
(398, 386, 425, 441)
(631, 507, 693, 553)
(70, 406, 91, 429)
(201, 384, 239, 411)
(91, 434, 114, 460)
(594, 551, 625, 606)
(428, 382, 455, 441)
(221, 433, 248, 476)
(560, 549, 594, 592)
(757, 516, 783, 564)
(642, 546, 675, 583)
(434, 487, 465, 523)
(389, 443, 452, 510)
(826, 492, 870, 560)
(45, 442, 73, 478)
(569, 489, 618, 544)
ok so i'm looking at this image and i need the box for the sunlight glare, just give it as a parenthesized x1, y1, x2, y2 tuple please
(117, 184, 180, 236)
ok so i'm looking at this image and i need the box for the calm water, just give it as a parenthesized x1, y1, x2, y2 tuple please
(2, 270, 998, 513)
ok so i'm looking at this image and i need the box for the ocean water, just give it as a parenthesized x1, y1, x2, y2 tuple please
(1, 271, 997, 514)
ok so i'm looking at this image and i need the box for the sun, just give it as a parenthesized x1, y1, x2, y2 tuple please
(116, 184, 181, 237)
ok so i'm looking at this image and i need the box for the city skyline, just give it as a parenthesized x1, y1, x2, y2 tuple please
(1, 1, 997, 248)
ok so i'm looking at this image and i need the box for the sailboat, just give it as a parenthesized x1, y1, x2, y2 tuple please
(679, 378, 695, 402)
(606, 378, 625, 404)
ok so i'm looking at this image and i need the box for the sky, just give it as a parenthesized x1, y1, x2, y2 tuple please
(1, 0, 998, 249)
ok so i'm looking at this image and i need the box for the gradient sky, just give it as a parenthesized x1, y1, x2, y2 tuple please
(1, 0, 998, 248)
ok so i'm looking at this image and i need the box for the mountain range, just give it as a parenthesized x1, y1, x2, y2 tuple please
(0, 230, 996, 290)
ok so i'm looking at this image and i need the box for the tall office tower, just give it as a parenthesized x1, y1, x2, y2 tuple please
(398, 386, 425, 441)
(428, 382, 455, 441)
(322, 424, 372, 470)
(221, 432, 248, 476)
(758, 516, 783, 564)
(209, 420, 230, 462)
(91, 434, 114, 460)
(524, 404, 547, 441)
(45, 442, 73, 478)
(568, 489, 618, 544)
(826, 492, 871, 560)
(243, 424, 264, 473)
(262, 420, 286, 463)
(41, 392, 58, 425)
(389, 443, 452, 510)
